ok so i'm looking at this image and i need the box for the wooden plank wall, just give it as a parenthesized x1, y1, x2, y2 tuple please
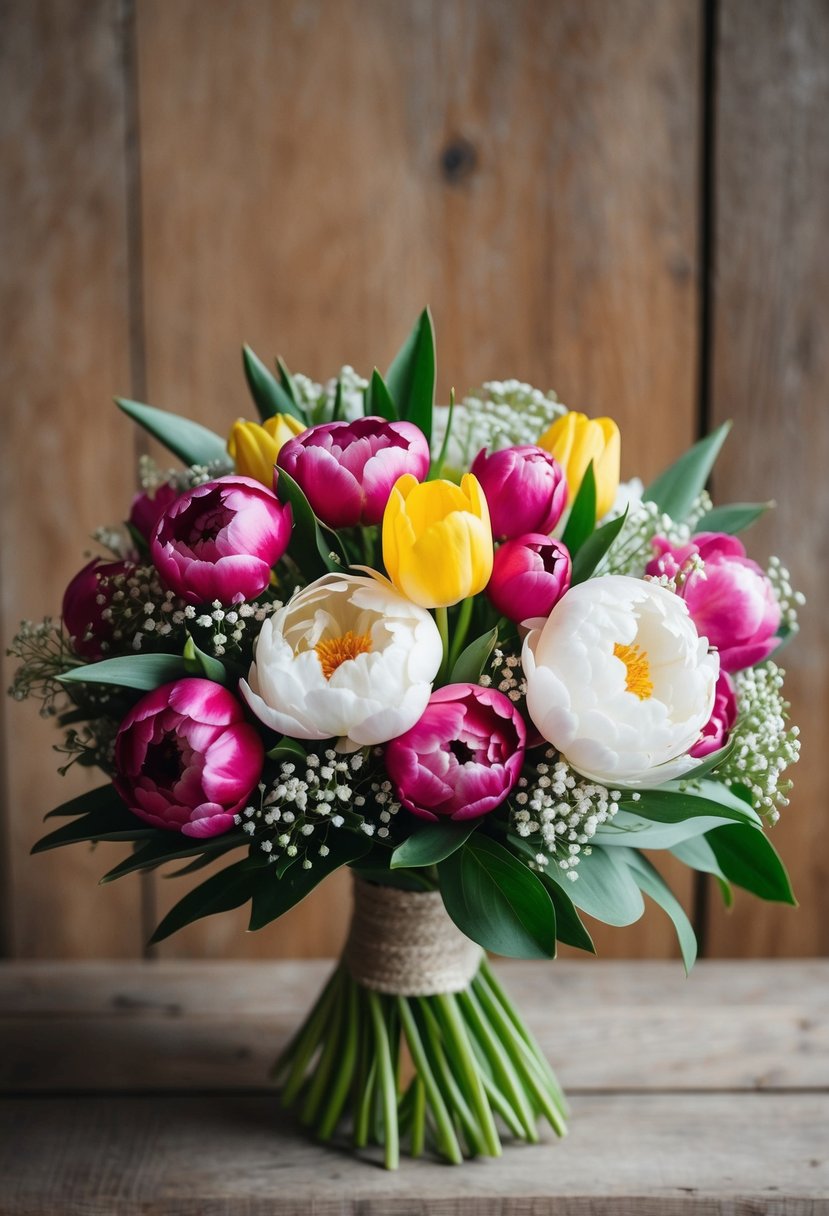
(0, 0, 824, 961)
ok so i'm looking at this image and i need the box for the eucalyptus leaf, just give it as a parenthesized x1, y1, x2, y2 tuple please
(706, 823, 796, 905)
(696, 501, 772, 535)
(620, 849, 697, 973)
(570, 506, 628, 584)
(644, 422, 731, 521)
(438, 835, 556, 959)
(561, 462, 596, 555)
(242, 345, 306, 424)
(248, 832, 371, 931)
(58, 653, 187, 691)
(183, 635, 228, 684)
(116, 398, 229, 467)
(545, 845, 645, 927)
(449, 627, 498, 684)
(390, 820, 477, 870)
(385, 309, 435, 444)
(365, 369, 397, 422)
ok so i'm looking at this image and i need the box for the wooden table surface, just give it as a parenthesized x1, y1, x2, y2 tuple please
(1, 959, 827, 1214)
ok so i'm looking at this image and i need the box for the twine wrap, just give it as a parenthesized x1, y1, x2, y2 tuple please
(344, 876, 484, 996)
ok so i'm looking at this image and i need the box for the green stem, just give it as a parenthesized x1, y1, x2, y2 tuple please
(415, 999, 485, 1156)
(354, 1056, 378, 1149)
(435, 605, 450, 683)
(457, 986, 539, 1142)
(278, 965, 342, 1105)
(410, 1075, 426, 1158)
(446, 595, 474, 673)
(300, 990, 344, 1127)
(315, 972, 359, 1141)
(367, 990, 399, 1170)
(398, 997, 463, 1165)
(434, 993, 501, 1157)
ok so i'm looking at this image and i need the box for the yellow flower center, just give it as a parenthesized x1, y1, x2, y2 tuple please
(315, 631, 372, 680)
(613, 642, 654, 700)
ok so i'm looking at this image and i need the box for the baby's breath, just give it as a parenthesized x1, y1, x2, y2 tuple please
(717, 662, 800, 822)
(431, 380, 565, 475)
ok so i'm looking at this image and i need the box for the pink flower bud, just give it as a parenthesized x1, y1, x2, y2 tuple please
(486, 534, 572, 623)
(151, 476, 292, 606)
(647, 532, 780, 673)
(385, 683, 526, 821)
(471, 446, 567, 540)
(276, 416, 430, 528)
(62, 558, 134, 660)
(113, 678, 264, 838)
(691, 671, 738, 758)
(129, 482, 179, 543)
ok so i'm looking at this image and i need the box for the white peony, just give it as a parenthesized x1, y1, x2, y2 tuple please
(522, 574, 719, 788)
(240, 573, 443, 747)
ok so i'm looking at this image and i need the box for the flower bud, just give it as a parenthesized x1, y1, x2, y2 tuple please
(691, 671, 738, 758)
(62, 559, 133, 659)
(471, 445, 567, 540)
(537, 411, 620, 520)
(487, 534, 571, 623)
(228, 414, 305, 487)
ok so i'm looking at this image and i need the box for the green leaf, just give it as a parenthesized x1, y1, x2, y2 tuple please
(438, 834, 556, 959)
(561, 462, 596, 554)
(32, 804, 156, 853)
(429, 388, 456, 480)
(365, 369, 398, 422)
(670, 836, 733, 907)
(680, 739, 736, 781)
(385, 309, 435, 444)
(266, 736, 308, 763)
(545, 845, 645, 927)
(149, 858, 261, 943)
(276, 356, 299, 406)
(706, 823, 796, 905)
(505, 833, 595, 953)
(275, 467, 348, 578)
(596, 809, 741, 851)
(570, 506, 628, 584)
(58, 653, 187, 691)
(99, 831, 248, 883)
(449, 626, 498, 684)
(696, 501, 772, 535)
(248, 832, 372, 931)
(242, 345, 306, 424)
(390, 820, 477, 870)
(331, 378, 345, 422)
(618, 782, 761, 828)
(621, 849, 697, 973)
(116, 398, 229, 467)
(182, 635, 228, 685)
(644, 422, 731, 521)
(44, 783, 126, 819)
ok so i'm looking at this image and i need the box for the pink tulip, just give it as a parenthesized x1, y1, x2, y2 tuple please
(647, 532, 780, 672)
(113, 678, 264, 838)
(151, 475, 292, 606)
(471, 446, 567, 540)
(129, 482, 179, 543)
(276, 416, 430, 528)
(691, 671, 738, 758)
(62, 558, 133, 660)
(385, 683, 526, 821)
(487, 534, 572, 623)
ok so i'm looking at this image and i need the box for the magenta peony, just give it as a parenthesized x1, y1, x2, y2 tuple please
(471, 445, 567, 540)
(647, 532, 780, 672)
(691, 670, 738, 758)
(276, 416, 430, 528)
(487, 534, 571, 623)
(62, 558, 133, 660)
(151, 475, 292, 605)
(113, 678, 264, 838)
(129, 482, 179, 543)
(385, 683, 526, 821)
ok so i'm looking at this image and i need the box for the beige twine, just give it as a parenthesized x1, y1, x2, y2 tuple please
(344, 876, 484, 996)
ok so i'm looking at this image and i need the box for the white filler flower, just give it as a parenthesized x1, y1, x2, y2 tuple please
(240, 573, 443, 747)
(523, 574, 719, 787)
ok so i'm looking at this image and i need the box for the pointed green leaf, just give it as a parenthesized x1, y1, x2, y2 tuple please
(275, 467, 347, 578)
(621, 849, 697, 973)
(449, 626, 498, 685)
(644, 422, 731, 521)
(385, 309, 435, 443)
(671, 835, 733, 907)
(506, 833, 595, 954)
(570, 506, 628, 584)
(33, 804, 156, 853)
(276, 356, 299, 405)
(696, 501, 772, 535)
(390, 820, 477, 870)
(44, 784, 126, 819)
(149, 858, 260, 943)
(429, 388, 456, 480)
(331, 378, 345, 422)
(545, 845, 645, 927)
(438, 834, 556, 959)
(596, 809, 741, 850)
(365, 369, 397, 422)
(706, 823, 796, 905)
(561, 462, 596, 554)
(618, 781, 761, 828)
(99, 831, 248, 883)
(116, 398, 229, 467)
(183, 635, 228, 685)
(58, 654, 187, 691)
(266, 736, 308, 764)
(248, 832, 371, 931)
(242, 345, 306, 424)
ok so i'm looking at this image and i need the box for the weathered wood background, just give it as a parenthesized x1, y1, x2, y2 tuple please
(0, 0, 826, 961)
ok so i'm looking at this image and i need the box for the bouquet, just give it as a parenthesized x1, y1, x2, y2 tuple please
(10, 310, 802, 1168)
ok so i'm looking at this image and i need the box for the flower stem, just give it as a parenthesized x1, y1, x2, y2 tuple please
(410, 1075, 426, 1157)
(435, 605, 450, 683)
(398, 996, 463, 1164)
(447, 596, 474, 673)
(367, 990, 399, 1171)
(415, 998, 485, 1156)
(278, 965, 342, 1105)
(315, 973, 359, 1140)
(434, 993, 501, 1157)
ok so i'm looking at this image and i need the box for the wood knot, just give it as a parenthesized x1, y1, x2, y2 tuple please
(440, 137, 478, 185)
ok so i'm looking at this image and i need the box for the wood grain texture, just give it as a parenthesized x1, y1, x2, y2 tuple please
(1, 959, 827, 1093)
(134, 0, 701, 960)
(706, 0, 829, 956)
(0, 0, 143, 957)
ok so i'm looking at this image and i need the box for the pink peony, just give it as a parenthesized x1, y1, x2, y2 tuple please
(62, 558, 133, 660)
(647, 532, 780, 672)
(113, 678, 264, 838)
(129, 482, 179, 543)
(276, 416, 430, 528)
(471, 445, 567, 540)
(487, 534, 571, 623)
(151, 475, 292, 605)
(385, 683, 526, 822)
(691, 670, 738, 758)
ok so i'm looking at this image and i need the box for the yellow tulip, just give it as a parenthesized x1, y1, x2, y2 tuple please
(382, 474, 493, 609)
(537, 412, 621, 520)
(227, 414, 305, 487)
